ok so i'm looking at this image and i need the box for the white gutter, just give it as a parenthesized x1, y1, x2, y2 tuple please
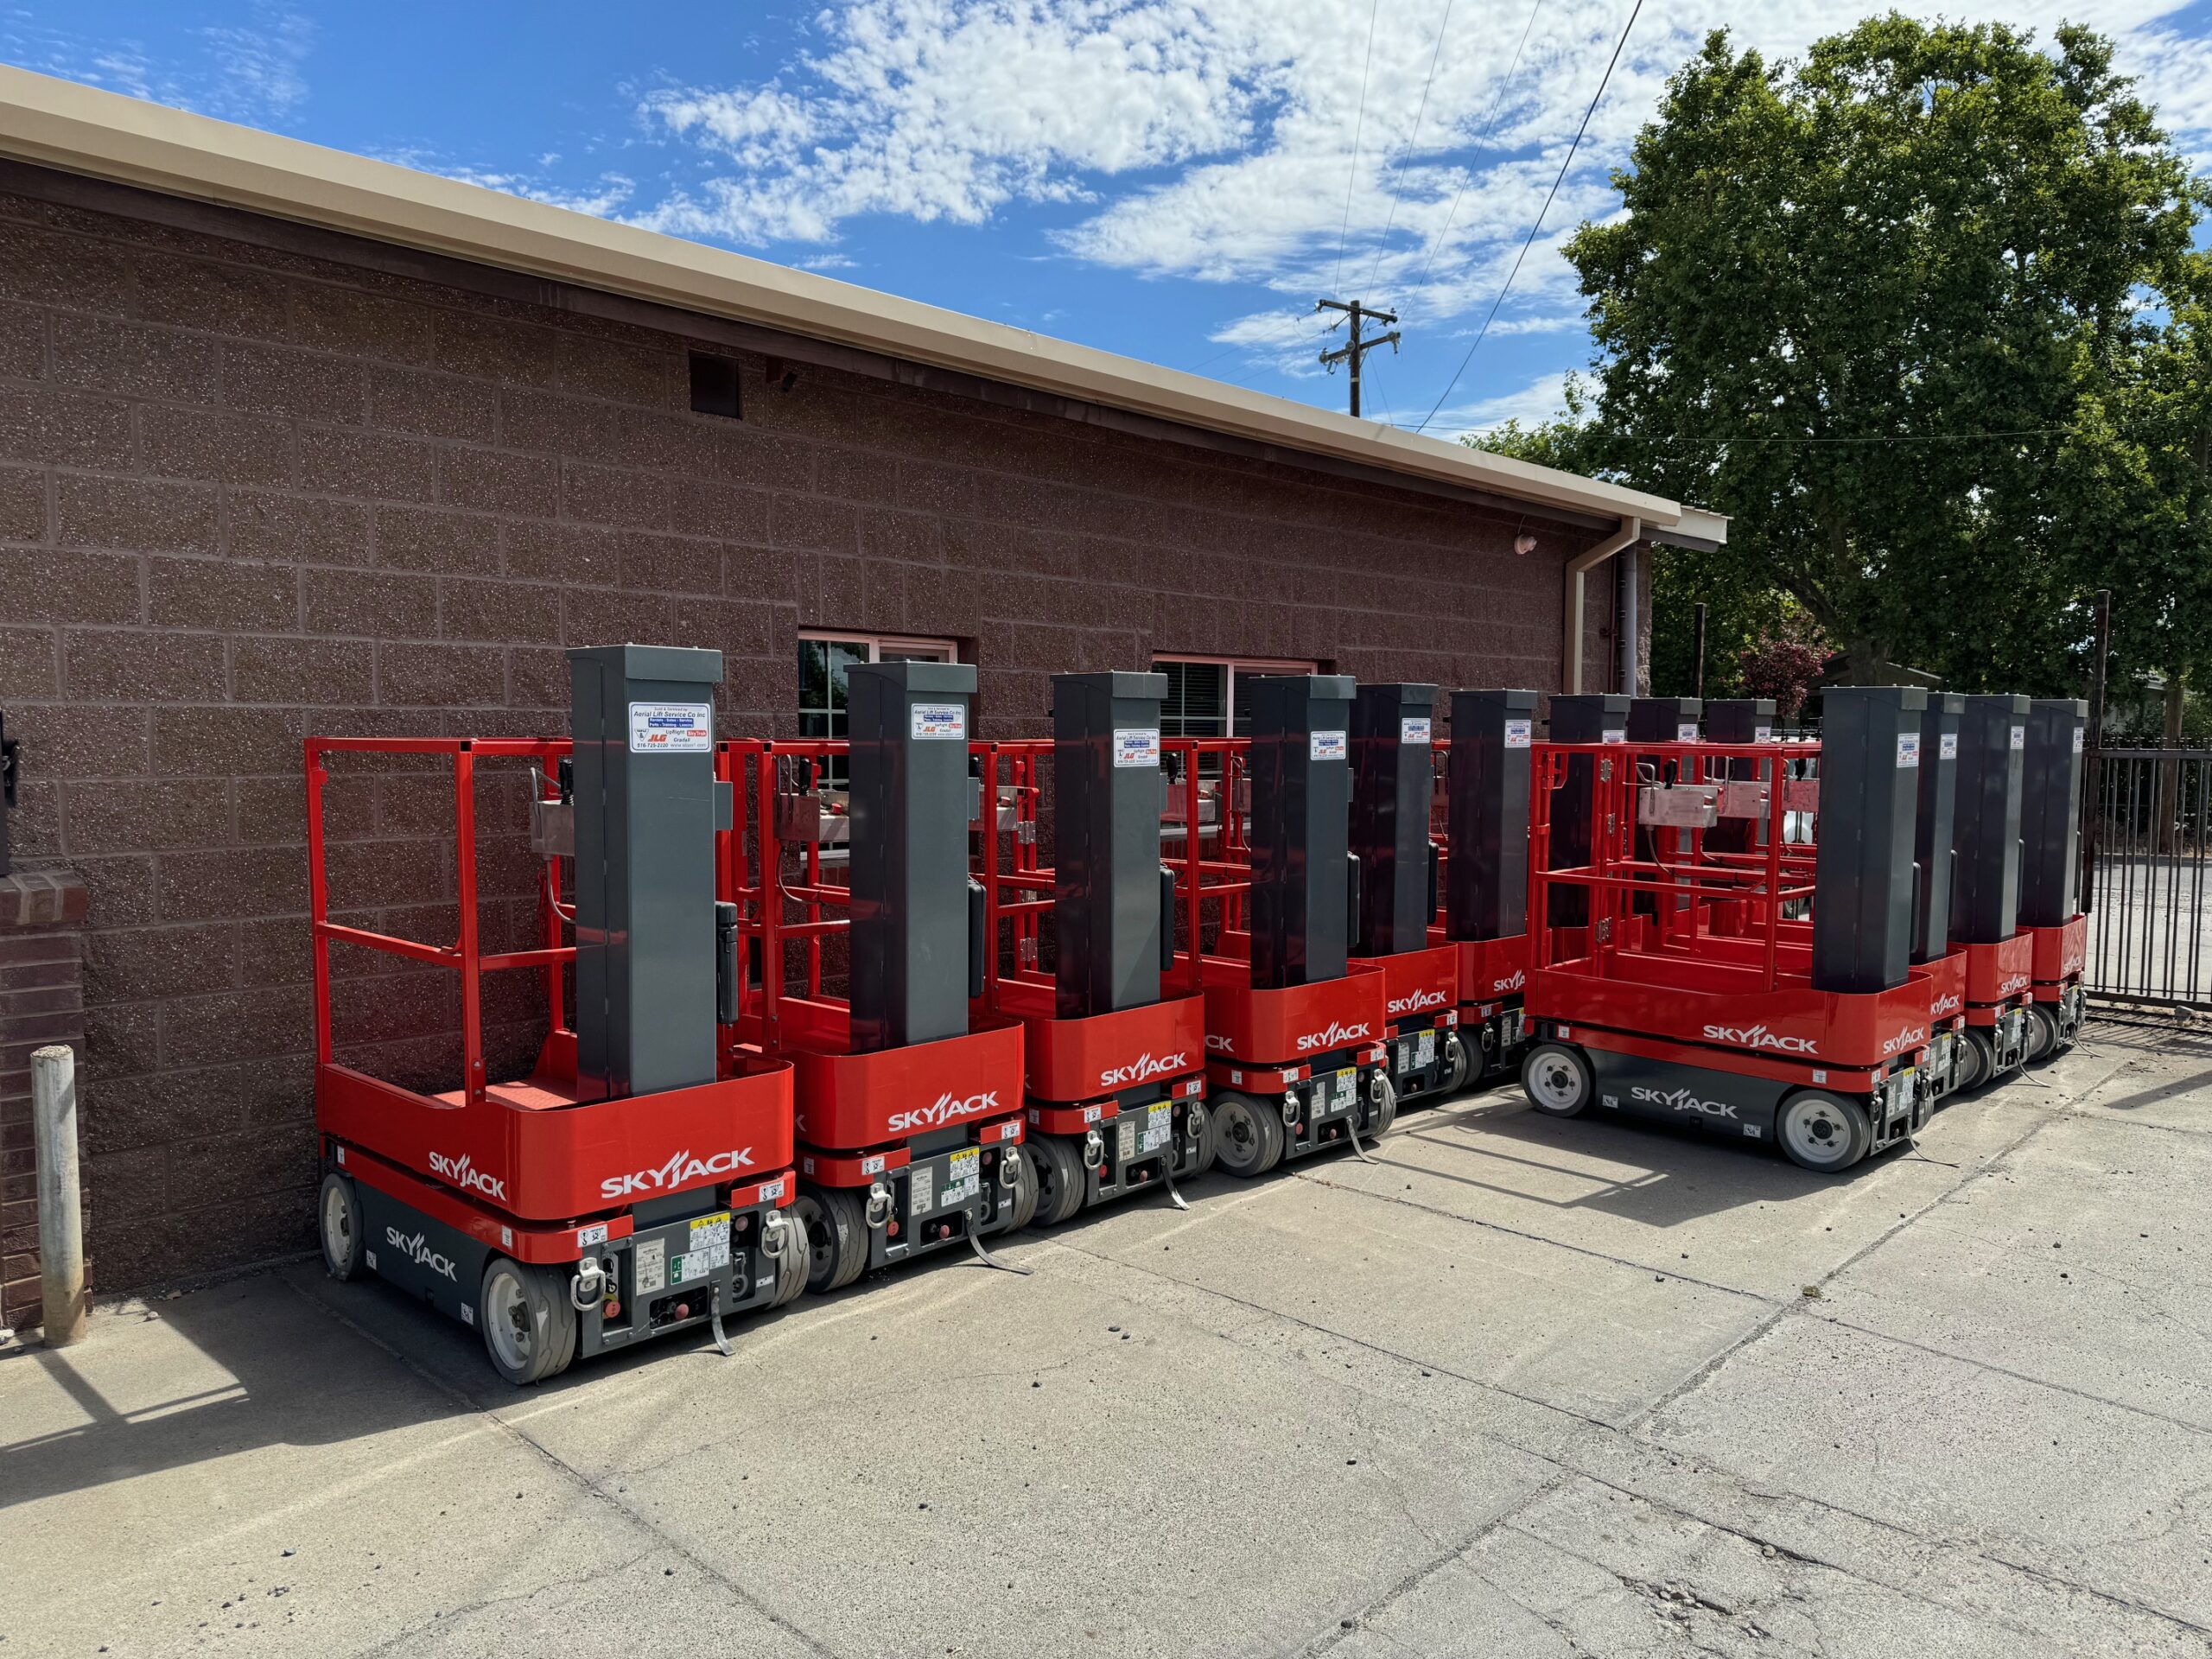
(1564, 518, 1640, 696)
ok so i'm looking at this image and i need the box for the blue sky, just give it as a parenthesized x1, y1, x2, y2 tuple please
(16, 1, 2212, 441)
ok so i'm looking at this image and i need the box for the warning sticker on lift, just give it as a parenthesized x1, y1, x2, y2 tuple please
(942, 1148, 981, 1206)
(1755, 725, 1774, 743)
(909, 1165, 935, 1216)
(1313, 1066, 1356, 1116)
(912, 704, 966, 740)
(1311, 730, 1347, 762)
(628, 702, 712, 753)
(1400, 717, 1432, 744)
(1140, 1103, 1173, 1154)
(1941, 734, 1959, 760)
(2010, 724, 2026, 751)
(1602, 728, 1626, 745)
(1677, 723, 1700, 742)
(1897, 732, 1922, 769)
(634, 1237, 666, 1296)
(1115, 728, 1160, 768)
(1397, 1032, 1437, 1072)
(1504, 719, 1533, 749)
(669, 1212, 731, 1287)
(2072, 727, 2085, 754)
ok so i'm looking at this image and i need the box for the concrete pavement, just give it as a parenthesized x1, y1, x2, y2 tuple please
(3, 1018, 2209, 1657)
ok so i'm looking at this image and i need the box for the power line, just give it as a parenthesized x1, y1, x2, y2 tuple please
(1414, 0, 1644, 434)
(1408, 0, 1544, 297)
(1360, 0, 1458, 297)
(1331, 0, 1383, 294)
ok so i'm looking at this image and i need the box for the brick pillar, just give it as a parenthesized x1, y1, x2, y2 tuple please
(1, 868, 89, 1335)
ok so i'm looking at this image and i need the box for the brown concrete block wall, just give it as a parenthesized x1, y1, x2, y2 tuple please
(0, 176, 1633, 1288)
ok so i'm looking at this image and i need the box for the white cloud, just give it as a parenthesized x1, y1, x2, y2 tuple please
(196, 8, 313, 121)
(637, 0, 2212, 369)
(6, 4, 315, 125)
(372, 151, 637, 219)
(1425, 370, 1574, 438)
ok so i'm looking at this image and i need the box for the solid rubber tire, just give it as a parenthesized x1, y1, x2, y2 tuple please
(1367, 1071, 1398, 1139)
(479, 1256, 575, 1387)
(1522, 1042, 1593, 1118)
(798, 1185, 869, 1294)
(1001, 1141, 1041, 1231)
(1442, 1032, 1474, 1097)
(770, 1207, 810, 1307)
(1777, 1090, 1872, 1174)
(2022, 1002, 2062, 1066)
(318, 1170, 362, 1282)
(1955, 1027, 1993, 1094)
(1185, 1099, 1219, 1178)
(1027, 1134, 1089, 1227)
(1211, 1090, 1283, 1178)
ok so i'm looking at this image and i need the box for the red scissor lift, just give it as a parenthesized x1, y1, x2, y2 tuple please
(308, 644, 802, 1384)
(1345, 683, 1464, 1108)
(972, 672, 1214, 1223)
(1427, 690, 1542, 1090)
(1167, 674, 1391, 1178)
(721, 660, 1033, 1296)
(1518, 688, 1937, 1173)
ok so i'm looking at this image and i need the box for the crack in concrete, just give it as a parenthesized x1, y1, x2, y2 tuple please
(355, 1546, 652, 1656)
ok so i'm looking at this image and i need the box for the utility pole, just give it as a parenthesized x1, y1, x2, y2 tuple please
(1317, 298, 1399, 419)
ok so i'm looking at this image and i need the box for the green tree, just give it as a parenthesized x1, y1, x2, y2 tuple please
(2051, 252, 2212, 734)
(1548, 16, 2201, 686)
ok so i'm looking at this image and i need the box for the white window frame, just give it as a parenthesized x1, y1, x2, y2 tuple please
(1152, 652, 1318, 739)
(798, 630, 959, 756)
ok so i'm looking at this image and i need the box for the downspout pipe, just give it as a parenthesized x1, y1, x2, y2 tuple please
(1618, 543, 1639, 695)
(1563, 517, 1639, 696)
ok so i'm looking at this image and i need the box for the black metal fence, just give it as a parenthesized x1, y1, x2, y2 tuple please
(2084, 745, 2212, 1008)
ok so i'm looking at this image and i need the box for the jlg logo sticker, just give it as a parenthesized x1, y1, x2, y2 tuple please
(601, 1147, 753, 1200)
(385, 1225, 458, 1281)
(1387, 988, 1448, 1016)
(1701, 1022, 1817, 1054)
(1631, 1084, 1738, 1120)
(1099, 1053, 1188, 1090)
(427, 1151, 507, 1203)
(887, 1090, 999, 1133)
(1294, 1020, 1372, 1053)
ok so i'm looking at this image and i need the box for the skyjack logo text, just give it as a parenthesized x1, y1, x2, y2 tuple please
(385, 1225, 457, 1281)
(1701, 1022, 1817, 1055)
(1294, 1020, 1372, 1053)
(1205, 1033, 1232, 1052)
(1881, 1026, 1929, 1056)
(1490, 969, 1527, 995)
(887, 1090, 999, 1134)
(1387, 988, 1448, 1017)
(1630, 1084, 1738, 1120)
(1930, 992, 1963, 1018)
(601, 1147, 753, 1200)
(1998, 974, 2030, 996)
(1099, 1053, 1189, 1090)
(427, 1151, 506, 1203)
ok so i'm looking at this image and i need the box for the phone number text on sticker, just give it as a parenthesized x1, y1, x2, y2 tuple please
(1114, 728, 1160, 768)
(912, 704, 966, 740)
(1310, 730, 1347, 762)
(628, 702, 712, 753)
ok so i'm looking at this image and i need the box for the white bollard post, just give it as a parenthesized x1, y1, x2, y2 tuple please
(31, 1044, 86, 1346)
